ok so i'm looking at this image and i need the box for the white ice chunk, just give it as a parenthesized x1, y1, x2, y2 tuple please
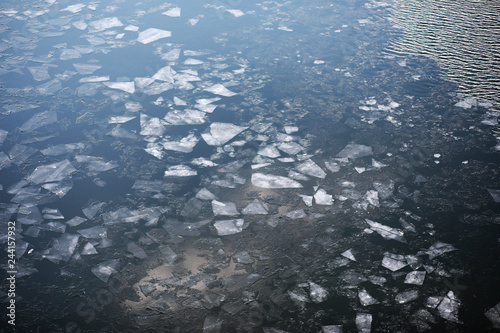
(309, 282, 328, 303)
(242, 200, 268, 215)
(322, 325, 342, 333)
(314, 189, 334, 205)
(81, 242, 98, 255)
(325, 161, 340, 173)
(75, 155, 118, 172)
(91, 259, 120, 283)
(258, 145, 281, 158)
(27, 159, 76, 184)
(358, 289, 379, 306)
(485, 302, 500, 328)
(427, 242, 457, 259)
(226, 9, 244, 17)
(89, 17, 123, 31)
(284, 209, 307, 219)
(78, 226, 107, 239)
(205, 83, 237, 97)
(43, 234, 80, 263)
(341, 249, 356, 261)
(173, 96, 187, 105)
(28, 65, 51, 81)
(162, 133, 199, 153)
(124, 25, 139, 31)
(405, 271, 426, 285)
(196, 188, 218, 200)
(381, 252, 408, 271)
(62, 4, 86, 13)
(277, 142, 304, 155)
(437, 291, 461, 323)
(251, 173, 303, 189)
(138, 28, 172, 44)
(212, 200, 239, 216)
(109, 116, 136, 124)
(336, 143, 372, 159)
(365, 219, 405, 242)
(355, 313, 372, 333)
(164, 165, 197, 177)
(201, 122, 247, 146)
(487, 189, 500, 203)
(299, 194, 313, 207)
(162, 7, 181, 17)
(395, 290, 419, 304)
(140, 114, 166, 136)
(103, 81, 135, 94)
(66, 216, 87, 227)
(164, 109, 206, 125)
(20, 110, 57, 132)
(152, 65, 176, 82)
(213, 219, 244, 236)
(295, 159, 326, 179)
(184, 58, 204, 65)
(73, 63, 101, 75)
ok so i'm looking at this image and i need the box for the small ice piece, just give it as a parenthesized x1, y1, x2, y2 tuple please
(162, 133, 199, 153)
(314, 189, 334, 205)
(140, 285, 157, 297)
(203, 315, 222, 332)
(284, 126, 299, 134)
(299, 194, 313, 207)
(258, 145, 281, 158)
(75, 155, 118, 172)
(81, 242, 98, 255)
(138, 28, 172, 44)
(162, 7, 181, 17)
(91, 259, 120, 283)
(252, 173, 303, 189)
(152, 65, 176, 82)
(427, 242, 457, 259)
(277, 142, 304, 156)
(336, 143, 372, 159)
(226, 9, 244, 17)
(485, 302, 500, 328)
(0, 129, 7, 145)
(164, 109, 206, 125)
(487, 189, 500, 203)
(20, 110, 57, 132)
(382, 252, 408, 271)
(44, 234, 80, 263)
(322, 325, 342, 333)
(325, 161, 340, 173)
(212, 200, 239, 216)
(213, 219, 244, 236)
(437, 291, 461, 323)
(341, 249, 356, 261)
(42, 208, 64, 220)
(295, 159, 326, 179)
(205, 83, 237, 97)
(371, 159, 387, 168)
(164, 165, 197, 177)
(201, 122, 247, 146)
(103, 81, 135, 94)
(242, 200, 268, 215)
(27, 159, 76, 184)
(234, 251, 254, 264)
(405, 271, 426, 285)
(426, 296, 443, 309)
(196, 188, 218, 200)
(358, 289, 379, 306)
(78, 226, 107, 239)
(39, 222, 66, 233)
(355, 313, 372, 333)
(284, 209, 307, 219)
(127, 242, 147, 259)
(309, 282, 328, 303)
(355, 167, 366, 174)
(365, 219, 405, 242)
(395, 290, 419, 304)
(89, 17, 123, 31)
(288, 170, 310, 181)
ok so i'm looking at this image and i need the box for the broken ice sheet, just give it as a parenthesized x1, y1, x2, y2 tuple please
(382, 252, 408, 271)
(205, 83, 237, 97)
(81, 242, 98, 255)
(251, 173, 303, 188)
(395, 290, 419, 304)
(75, 155, 118, 172)
(212, 200, 239, 216)
(213, 219, 244, 236)
(91, 259, 120, 283)
(138, 28, 172, 44)
(164, 109, 206, 125)
(295, 159, 326, 178)
(78, 226, 107, 239)
(103, 81, 135, 94)
(341, 249, 356, 261)
(321, 325, 342, 333)
(201, 122, 248, 146)
(309, 281, 328, 303)
(358, 289, 379, 306)
(27, 159, 76, 184)
(356, 313, 372, 333)
(365, 219, 405, 242)
(89, 17, 123, 31)
(162, 133, 199, 153)
(336, 143, 373, 159)
(485, 302, 500, 328)
(196, 188, 218, 200)
(437, 291, 461, 323)
(140, 114, 166, 136)
(20, 110, 57, 132)
(127, 242, 147, 259)
(314, 189, 334, 205)
(487, 189, 500, 203)
(427, 241, 457, 259)
(43, 234, 80, 264)
(242, 200, 268, 215)
(164, 164, 197, 177)
(405, 271, 426, 285)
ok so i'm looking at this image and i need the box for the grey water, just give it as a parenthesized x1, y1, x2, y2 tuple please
(0, 0, 499, 332)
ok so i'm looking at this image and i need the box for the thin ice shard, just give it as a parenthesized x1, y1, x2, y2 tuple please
(212, 200, 239, 216)
(336, 143, 373, 159)
(20, 110, 57, 132)
(295, 159, 327, 178)
(365, 219, 405, 242)
(27, 160, 76, 184)
(91, 259, 120, 283)
(251, 173, 303, 189)
(427, 242, 457, 259)
(138, 28, 172, 44)
(205, 84, 237, 97)
(213, 219, 244, 236)
(201, 123, 247, 146)
(381, 252, 407, 271)
(242, 200, 268, 215)
(356, 313, 372, 333)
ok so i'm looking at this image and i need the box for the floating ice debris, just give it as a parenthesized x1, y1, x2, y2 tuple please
(140, 114, 166, 136)
(91, 259, 120, 283)
(127, 242, 147, 259)
(164, 109, 206, 125)
(485, 302, 500, 328)
(427, 242, 457, 259)
(437, 291, 461, 323)
(252, 173, 303, 188)
(487, 189, 500, 203)
(62, 4, 86, 13)
(203, 315, 222, 332)
(152, 65, 176, 82)
(382, 253, 408, 271)
(39, 222, 66, 233)
(89, 17, 123, 31)
(0, 129, 7, 145)
(81, 242, 98, 255)
(9, 144, 37, 165)
(284, 209, 307, 219)
(78, 226, 107, 239)
(314, 189, 334, 205)
(321, 325, 342, 333)
(359, 289, 379, 306)
(138, 28, 172, 44)
(196, 188, 218, 200)
(201, 122, 247, 146)
(75, 155, 118, 172)
(162, 7, 181, 17)
(277, 142, 304, 155)
(234, 251, 254, 264)
(212, 200, 239, 216)
(288, 170, 310, 181)
(20, 110, 57, 132)
(43, 234, 80, 263)
(213, 219, 244, 236)
(365, 219, 405, 242)
(309, 282, 328, 303)
(299, 194, 313, 207)
(60, 49, 81, 61)
(258, 145, 281, 158)
(103, 81, 135, 94)
(295, 159, 326, 178)
(164, 165, 197, 177)
(454, 97, 477, 109)
(28, 65, 51, 81)
(27, 159, 76, 184)
(0, 152, 11, 171)
(395, 290, 419, 304)
(205, 84, 237, 97)
(124, 25, 139, 31)
(226, 9, 245, 17)
(161, 133, 199, 153)
(43, 207, 64, 220)
(341, 249, 356, 261)
(356, 313, 372, 333)
(242, 200, 268, 215)
(184, 58, 204, 65)
(336, 143, 373, 159)
(325, 161, 340, 173)
(191, 157, 217, 167)
(405, 271, 426, 285)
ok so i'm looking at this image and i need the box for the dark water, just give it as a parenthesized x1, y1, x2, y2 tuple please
(0, 0, 499, 332)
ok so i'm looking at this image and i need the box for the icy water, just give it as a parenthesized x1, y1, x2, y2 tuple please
(0, 0, 500, 332)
